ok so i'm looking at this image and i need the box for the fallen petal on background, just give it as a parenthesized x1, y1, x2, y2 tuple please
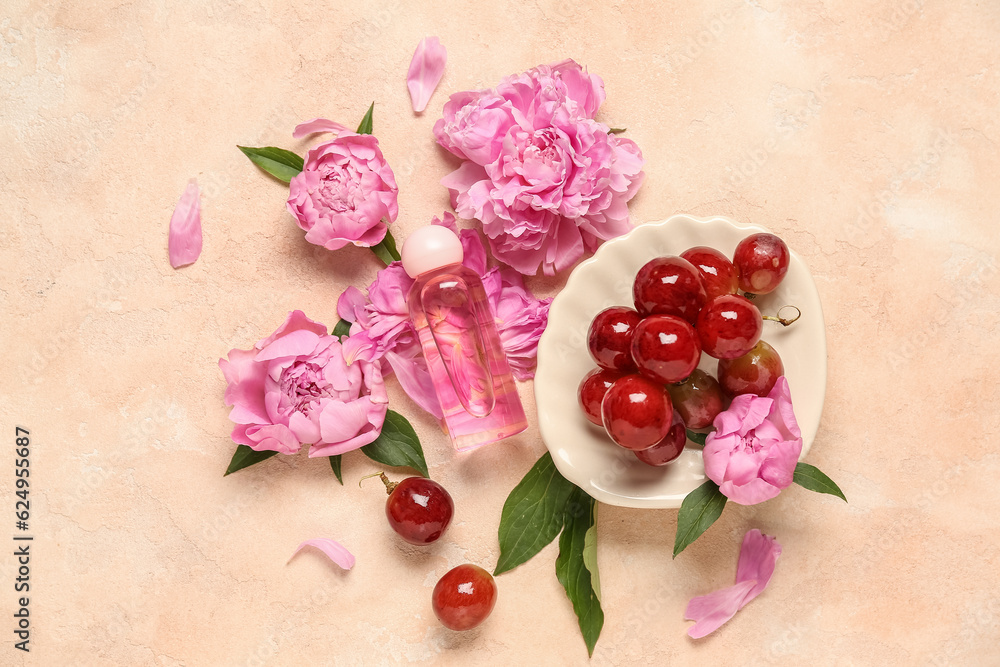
(288, 538, 355, 570)
(735, 528, 782, 601)
(406, 36, 447, 113)
(168, 179, 202, 268)
(292, 118, 349, 138)
(685, 529, 782, 638)
(685, 579, 756, 639)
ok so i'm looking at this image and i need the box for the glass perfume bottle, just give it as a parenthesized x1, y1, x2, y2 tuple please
(401, 226, 528, 451)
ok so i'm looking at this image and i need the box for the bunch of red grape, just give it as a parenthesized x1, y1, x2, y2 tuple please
(578, 233, 792, 467)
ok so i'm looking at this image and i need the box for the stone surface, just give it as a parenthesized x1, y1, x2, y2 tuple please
(2, 0, 1000, 664)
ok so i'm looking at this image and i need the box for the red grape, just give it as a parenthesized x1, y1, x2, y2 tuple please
(632, 256, 707, 325)
(681, 246, 740, 301)
(578, 368, 623, 426)
(696, 294, 763, 359)
(634, 412, 686, 466)
(588, 307, 641, 371)
(432, 564, 498, 631)
(733, 233, 790, 295)
(717, 340, 784, 397)
(667, 368, 724, 429)
(366, 473, 454, 546)
(601, 374, 673, 451)
(630, 314, 701, 385)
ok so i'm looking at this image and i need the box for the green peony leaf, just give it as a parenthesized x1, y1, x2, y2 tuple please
(332, 319, 352, 339)
(356, 102, 375, 135)
(224, 445, 278, 476)
(237, 145, 304, 184)
(494, 452, 578, 576)
(360, 410, 429, 478)
(673, 479, 727, 558)
(793, 462, 847, 502)
(555, 487, 604, 657)
(370, 226, 401, 265)
(608, 127, 627, 134)
(582, 524, 601, 603)
(687, 430, 710, 446)
(329, 455, 343, 485)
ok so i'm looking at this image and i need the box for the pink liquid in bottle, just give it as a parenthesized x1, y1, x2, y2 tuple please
(401, 226, 528, 451)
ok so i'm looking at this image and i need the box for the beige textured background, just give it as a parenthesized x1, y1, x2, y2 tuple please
(3, 0, 999, 664)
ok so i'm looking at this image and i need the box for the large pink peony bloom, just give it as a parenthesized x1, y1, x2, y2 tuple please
(337, 213, 551, 417)
(434, 59, 644, 276)
(702, 377, 803, 505)
(286, 119, 398, 251)
(219, 310, 388, 457)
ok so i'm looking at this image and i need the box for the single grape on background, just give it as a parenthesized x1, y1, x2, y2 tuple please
(432, 564, 498, 631)
(372, 474, 454, 546)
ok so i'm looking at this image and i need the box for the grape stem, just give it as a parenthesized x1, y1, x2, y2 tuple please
(761, 305, 802, 327)
(359, 471, 398, 495)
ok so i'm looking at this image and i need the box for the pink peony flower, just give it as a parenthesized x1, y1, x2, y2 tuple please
(685, 529, 782, 638)
(219, 310, 388, 457)
(286, 119, 398, 251)
(434, 59, 645, 276)
(702, 377, 803, 505)
(337, 213, 551, 416)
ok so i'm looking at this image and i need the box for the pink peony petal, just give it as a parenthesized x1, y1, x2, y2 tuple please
(720, 477, 782, 505)
(288, 538, 355, 570)
(168, 179, 202, 268)
(758, 439, 802, 491)
(767, 376, 802, 441)
(316, 398, 384, 451)
(685, 530, 781, 638)
(337, 286, 368, 323)
(735, 529, 782, 601)
(685, 579, 757, 639)
(292, 118, 349, 138)
(385, 349, 444, 419)
(406, 37, 447, 113)
(254, 329, 323, 362)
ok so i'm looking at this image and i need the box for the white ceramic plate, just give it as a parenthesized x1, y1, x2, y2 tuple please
(534, 215, 827, 508)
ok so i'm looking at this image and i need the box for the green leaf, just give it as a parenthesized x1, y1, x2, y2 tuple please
(673, 479, 727, 558)
(224, 445, 278, 476)
(608, 127, 627, 134)
(329, 455, 343, 485)
(332, 319, 352, 339)
(582, 524, 601, 602)
(494, 452, 578, 576)
(237, 145, 304, 184)
(686, 430, 709, 446)
(356, 102, 374, 135)
(556, 487, 604, 657)
(370, 226, 401, 265)
(360, 410, 429, 477)
(793, 462, 847, 502)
